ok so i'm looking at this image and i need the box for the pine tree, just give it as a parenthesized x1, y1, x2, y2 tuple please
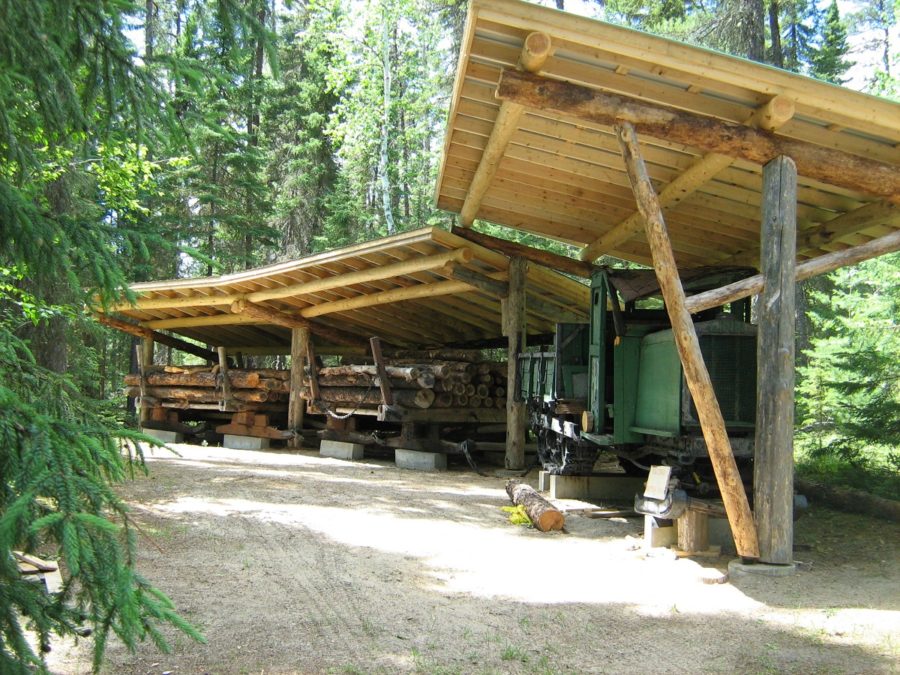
(0, 1, 270, 670)
(810, 0, 854, 84)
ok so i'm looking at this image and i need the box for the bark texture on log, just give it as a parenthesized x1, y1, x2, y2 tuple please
(497, 69, 900, 205)
(506, 480, 565, 532)
(616, 121, 760, 560)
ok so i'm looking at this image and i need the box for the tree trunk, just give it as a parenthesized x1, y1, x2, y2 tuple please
(506, 480, 565, 532)
(379, 3, 396, 234)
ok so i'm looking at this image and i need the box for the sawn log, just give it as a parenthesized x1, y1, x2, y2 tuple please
(505, 480, 565, 532)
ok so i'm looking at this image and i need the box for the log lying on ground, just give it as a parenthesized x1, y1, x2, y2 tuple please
(506, 480, 565, 532)
(795, 478, 900, 522)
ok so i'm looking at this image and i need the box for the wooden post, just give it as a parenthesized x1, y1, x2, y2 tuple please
(755, 156, 797, 565)
(504, 256, 527, 470)
(216, 346, 233, 410)
(288, 326, 309, 447)
(370, 336, 394, 406)
(677, 511, 710, 553)
(138, 336, 154, 425)
(306, 339, 321, 405)
(615, 122, 760, 560)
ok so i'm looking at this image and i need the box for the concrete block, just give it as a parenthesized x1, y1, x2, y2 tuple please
(644, 515, 677, 549)
(709, 517, 736, 555)
(395, 448, 447, 471)
(141, 428, 183, 444)
(548, 474, 645, 501)
(223, 434, 270, 450)
(538, 470, 550, 492)
(320, 440, 365, 461)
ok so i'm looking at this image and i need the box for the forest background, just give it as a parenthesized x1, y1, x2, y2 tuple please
(0, 0, 897, 670)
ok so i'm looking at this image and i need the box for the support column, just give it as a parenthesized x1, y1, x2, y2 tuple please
(504, 257, 527, 470)
(138, 336, 154, 425)
(755, 156, 797, 565)
(217, 346, 233, 410)
(615, 122, 759, 560)
(288, 326, 309, 448)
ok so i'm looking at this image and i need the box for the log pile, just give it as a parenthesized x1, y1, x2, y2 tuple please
(124, 365, 289, 410)
(301, 360, 509, 414)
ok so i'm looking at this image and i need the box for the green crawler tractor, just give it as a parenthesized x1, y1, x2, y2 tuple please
(519, 268, 758, 495)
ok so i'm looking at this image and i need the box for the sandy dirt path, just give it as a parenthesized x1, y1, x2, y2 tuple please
(49, 444, 898, 674)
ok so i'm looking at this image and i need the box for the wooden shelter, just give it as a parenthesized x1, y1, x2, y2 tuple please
(98, 226, 590, 463)
(434, 0, 900, 566)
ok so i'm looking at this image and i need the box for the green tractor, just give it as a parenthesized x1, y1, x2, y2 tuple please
(519, 268, 757, 495)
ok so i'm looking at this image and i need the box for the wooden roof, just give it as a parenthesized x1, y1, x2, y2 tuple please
(435, 0, 900, 269)
(108, 227, 589, 352)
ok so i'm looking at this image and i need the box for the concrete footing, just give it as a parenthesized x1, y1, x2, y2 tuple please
(223, 434, 270, 450)
(141, 428, 183, 444)
(728, 559, 797, 577)
(395, 448, 446, 471)
(644, 515, 678, 548)
(320, 440, 365, 461)
(539, 472, 645, 501)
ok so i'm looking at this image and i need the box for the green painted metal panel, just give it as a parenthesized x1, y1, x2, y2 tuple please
(588, 272, 607, 434)
(613, 334, 643, 444)
(633, 329, 682, 435)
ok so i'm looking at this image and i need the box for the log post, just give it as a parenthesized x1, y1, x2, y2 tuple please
(216, 346, 233, 410)
(615, 121, 760, 560)
(506, 479, 565, 531)
(288, 326, 309, 447)
(369, 336, 394, 406)
(504, 257, 528, 470)
(138, 336, 154, 425)
(754, 156, 797, 565)
(677, 511, 710, 553)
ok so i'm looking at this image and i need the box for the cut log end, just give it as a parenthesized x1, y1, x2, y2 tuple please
(505, 479, 565, 532)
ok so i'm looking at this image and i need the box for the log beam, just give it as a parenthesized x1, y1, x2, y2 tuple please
(754, 156, 797, 566)
(616, 121, 759, 560)
(581, 95, 795, 262)
(504, 257, 528, 471)
(288, 326, 309, 447)
(445, 262, 510, 297)
(95, 314, 217, 362)
(230, 299, 360, 347)
(497, 69, 900, 205)
(450, 226, 599, 278)
(685, 229, 900, 314)
(459, 34, 552, 227)
(459, 101, 525, 226)
(217, 346, 234, 410)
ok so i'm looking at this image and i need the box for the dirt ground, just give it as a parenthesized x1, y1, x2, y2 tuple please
(48, 443, 898, 674)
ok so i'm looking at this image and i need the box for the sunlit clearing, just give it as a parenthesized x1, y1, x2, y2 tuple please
(153, 496, 760, 616)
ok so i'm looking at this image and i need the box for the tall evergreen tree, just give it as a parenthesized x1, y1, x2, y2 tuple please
(810, 0, 853, 84)
(0, 1, 270, 670)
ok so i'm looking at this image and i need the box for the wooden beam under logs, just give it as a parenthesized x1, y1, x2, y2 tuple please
(229, 299, 361, 347)
(459, 33, 553, 226)
(497, 69, 900, 206)
(95, 314, 217, 362)
(616, 121, 760, 560)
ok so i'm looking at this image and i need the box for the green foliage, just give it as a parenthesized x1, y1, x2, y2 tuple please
(796, 255, 900, 475)
(810, 0, 854, 84)
(501, 505, 533, 527)
(0, 324, 205, 673)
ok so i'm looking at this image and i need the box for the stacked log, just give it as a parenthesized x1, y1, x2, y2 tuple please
(301, 360, 508, 413)
(124, 365, 289, 410)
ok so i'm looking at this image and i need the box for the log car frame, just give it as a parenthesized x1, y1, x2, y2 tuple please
(519, 268, 758, 494)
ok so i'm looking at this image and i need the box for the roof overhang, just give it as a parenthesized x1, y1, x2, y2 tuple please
(101, 227, 589, 353)
(435, 0, 900, 269)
